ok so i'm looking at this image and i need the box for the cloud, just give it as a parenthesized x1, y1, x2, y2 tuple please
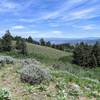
(11, 25, 25, 30)
(19, 18, 38, 23)
(33, 0, 100, 24)
(10, 30, 63, 38)
(26, 30, 64, 38)
(0, 0, 100, 38)
(37, 0, 88, 20)
(69, 4, 100, 20)
(16, 0, 100, 24)
(0, 0, 36, 12)
(70, 8, 95, 19)
(0, 0, 19, 12)
(73, 24, 96, 30)
(80, 25, 95, 30)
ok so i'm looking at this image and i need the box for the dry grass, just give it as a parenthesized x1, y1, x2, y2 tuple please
(0, 63, 56, 100)
(27, 43, 71, 59)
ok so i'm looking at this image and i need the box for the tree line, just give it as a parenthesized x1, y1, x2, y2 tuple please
(0, 30, 27, 55)
(0, 30, 73, 55)
(73, 42, 100, 68)
(1, 30, 99, 68)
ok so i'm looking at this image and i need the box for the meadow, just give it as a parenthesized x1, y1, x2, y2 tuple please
(0, 42, 100, 100)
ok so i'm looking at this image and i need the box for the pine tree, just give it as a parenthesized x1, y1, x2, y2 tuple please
(0, 39, 2, 51)
(40, 38, 45, 46)
(16, 39, 28, 55)
(46, 41, 51, 47)
(73, 42, 85, 66)
(92, 42, 100, 66)
(2, 30, 12, 51)
(27, 36, 33, 43)
(73, 42, 94, 67)
(88, 54, 97, 68)
(20, 39, 28, 55)
(16, 39, 22, 50)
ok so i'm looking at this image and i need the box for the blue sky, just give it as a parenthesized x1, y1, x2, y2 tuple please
(0, 0, 100, 38)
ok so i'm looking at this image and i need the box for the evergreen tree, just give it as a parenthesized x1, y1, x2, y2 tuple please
(27, 36, 33, 43)
(73, 42, 85, 66)
(0, 39, 2, 51)
(20, 39, 28, 55)
(46, 41, 51, 47)
(88, 54, 97, 68)
(51, 44, 56, 48)
(92, 42, 100, 66)
(16, 39, 28, 55)
(40, 38, 45, 46)
(16, 39, 22, 50)
(2, 30, 12, 51)
(73, 42, 94, 67)
(14, 36, 22, 41)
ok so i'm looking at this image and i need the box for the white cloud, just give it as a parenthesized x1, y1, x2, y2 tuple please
(15, 0, 100, 24)
(70, 8, 96, 19)
(37, 30, 64, 38)
(80, 25, 95, 30)
(0, 0, 19, 12)
(0, 0, 35, 12)
(11, 25, 25, 30)
(73, 24, 96, 30)
(38, 0, 88, 20)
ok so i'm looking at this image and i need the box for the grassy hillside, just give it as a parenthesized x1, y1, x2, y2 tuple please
(27, 43, 72, 64)
(27, 43, 70, 59)
(0, 42, 100, 99)
(6, 41, 72, 65)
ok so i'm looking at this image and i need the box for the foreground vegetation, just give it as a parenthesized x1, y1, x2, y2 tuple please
(0, 58, 100, 100)
(0, 30, 100, 100)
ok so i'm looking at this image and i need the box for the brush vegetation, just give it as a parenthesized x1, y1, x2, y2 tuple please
(0, 30, 99, 100)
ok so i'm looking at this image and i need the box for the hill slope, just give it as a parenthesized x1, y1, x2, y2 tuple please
(26, 43, 72, 65)
(27, 43, 71, 58)
(0, 42, 100, 99)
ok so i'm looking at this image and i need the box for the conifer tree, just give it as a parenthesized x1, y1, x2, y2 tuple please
(16, 39, 28, 55)
(16, 39, 22, 50)
(20, 39, 28, 55)
(73, 42, 97, 68)
(92, 42, 100, 66)
(88, 54, 97, 68)
(27, 36, 33, 43)
(46, 41, 51, 47)
(40, 38, 45, 46)
(2, 30, 12, 51)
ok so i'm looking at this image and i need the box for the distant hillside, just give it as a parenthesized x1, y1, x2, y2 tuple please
(35, 37, 100, 44)
(26, 42, 72, 64)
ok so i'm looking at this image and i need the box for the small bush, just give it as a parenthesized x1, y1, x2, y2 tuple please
(21, 59, 40, 66)
(20, 64, 51, 85)
(0, 56, 15, 64)
(0, 88, 11, 100)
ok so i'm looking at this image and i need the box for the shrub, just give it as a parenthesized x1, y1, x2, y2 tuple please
(21, 59, 40, 66)
(0, 88, 11, 100)
(20, 64, 51, 85)
(0, 56, 15, 64)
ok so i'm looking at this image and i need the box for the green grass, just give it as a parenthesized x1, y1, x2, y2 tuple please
(27, 43, 72, 64)
(0, 42, 100, 99)
(1, 41, 72, 65)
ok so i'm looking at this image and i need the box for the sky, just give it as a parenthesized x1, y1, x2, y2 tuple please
(0, 0, 100, 38)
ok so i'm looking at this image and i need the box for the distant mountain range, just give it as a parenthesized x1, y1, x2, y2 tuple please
(35, 37, 100, 44)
